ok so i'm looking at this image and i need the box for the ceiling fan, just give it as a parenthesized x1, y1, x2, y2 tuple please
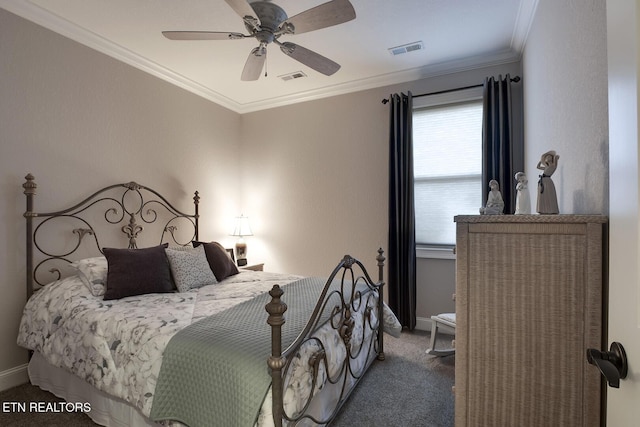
(162, 0, 356, 81)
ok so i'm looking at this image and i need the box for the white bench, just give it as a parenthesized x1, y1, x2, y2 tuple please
(426, 312, 456, 356)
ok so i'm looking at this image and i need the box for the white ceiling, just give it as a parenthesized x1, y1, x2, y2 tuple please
(0, 0, 537, 113)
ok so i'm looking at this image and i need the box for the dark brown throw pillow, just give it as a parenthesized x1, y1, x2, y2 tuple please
(192, 241, 239, 281)
(103, 244, 174, 300)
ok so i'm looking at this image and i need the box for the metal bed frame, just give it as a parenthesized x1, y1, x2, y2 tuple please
(22, 173, 386, 426)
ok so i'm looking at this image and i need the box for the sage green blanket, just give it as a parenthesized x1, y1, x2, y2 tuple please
(150, 277, 357, 427)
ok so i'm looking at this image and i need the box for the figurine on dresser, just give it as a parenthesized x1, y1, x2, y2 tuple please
(514, 172, 531, 214)
(480, 179, 504, 215)
(536, 150, 559, 214)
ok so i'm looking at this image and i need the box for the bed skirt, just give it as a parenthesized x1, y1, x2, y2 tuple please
(28, 351, 162, 427)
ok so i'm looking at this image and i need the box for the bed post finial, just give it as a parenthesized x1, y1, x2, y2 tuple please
(266, 285, 287, 427)
(377, 247, 385, 283)
(23, 173, 37, 197)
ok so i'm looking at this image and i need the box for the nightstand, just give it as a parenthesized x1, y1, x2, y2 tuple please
(241, 263, 264, 271)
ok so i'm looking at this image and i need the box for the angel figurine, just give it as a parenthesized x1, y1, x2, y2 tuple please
(514, 172, 531, 214)
(536, 150, 559, 214)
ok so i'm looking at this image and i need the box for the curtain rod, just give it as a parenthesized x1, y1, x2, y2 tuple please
(381, 75, 521, 104)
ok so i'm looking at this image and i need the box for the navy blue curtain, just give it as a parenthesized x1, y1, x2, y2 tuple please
(482, 74, 523, 214)
(387, 92, 416, 330)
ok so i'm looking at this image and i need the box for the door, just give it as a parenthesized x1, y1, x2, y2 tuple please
(606, 1, 640, 424)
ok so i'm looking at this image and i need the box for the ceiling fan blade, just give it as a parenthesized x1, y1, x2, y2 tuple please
(241, 46, 267, 81)
(284, 0, 356, 35)
(162, 31, 245, 40)
(279, 42, 340, 76)
(224, 0, 256, 19)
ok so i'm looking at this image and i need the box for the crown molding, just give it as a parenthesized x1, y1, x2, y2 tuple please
(511, 0, 539, 54)
(235, 50, 521, 113)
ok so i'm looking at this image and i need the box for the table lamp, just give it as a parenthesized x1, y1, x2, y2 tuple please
(231, 215, 253, 266)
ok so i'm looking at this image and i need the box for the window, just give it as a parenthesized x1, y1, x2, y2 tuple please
(413, 87, 483, 246)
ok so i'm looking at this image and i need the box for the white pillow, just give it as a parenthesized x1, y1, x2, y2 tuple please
(382, 304, 403, 338)
(165, 245, 217, 292)
(70, 256, 108, 296)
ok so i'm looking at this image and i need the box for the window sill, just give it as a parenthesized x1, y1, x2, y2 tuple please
(416, 246, 456, 260)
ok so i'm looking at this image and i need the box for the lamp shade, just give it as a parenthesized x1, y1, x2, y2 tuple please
(231, 215, 253, 237)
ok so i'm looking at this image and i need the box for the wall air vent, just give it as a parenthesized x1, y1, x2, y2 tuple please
(279, 71, 308, 81)
(388, 41, 424, 56)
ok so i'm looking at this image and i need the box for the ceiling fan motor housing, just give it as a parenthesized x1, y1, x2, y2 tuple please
(248, 2, 289, 35)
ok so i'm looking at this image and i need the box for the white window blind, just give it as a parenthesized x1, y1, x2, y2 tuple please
(413, 90, 483, 245)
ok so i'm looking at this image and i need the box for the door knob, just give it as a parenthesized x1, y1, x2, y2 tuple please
(586, 342, 628, 388)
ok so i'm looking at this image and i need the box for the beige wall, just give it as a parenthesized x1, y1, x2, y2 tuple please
(239, 90, 389, 277)
(523, 0, 609, 215)
(0, 9, 242, 385)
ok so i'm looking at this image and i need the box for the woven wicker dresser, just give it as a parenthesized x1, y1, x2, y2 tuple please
(454, 215, 607, 427)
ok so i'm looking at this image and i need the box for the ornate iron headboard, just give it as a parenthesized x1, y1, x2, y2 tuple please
(23, 173, 199, 298)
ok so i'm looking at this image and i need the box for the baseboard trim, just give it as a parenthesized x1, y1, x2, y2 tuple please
(416, 316, 432, 331)
(0, 363, 29, 392)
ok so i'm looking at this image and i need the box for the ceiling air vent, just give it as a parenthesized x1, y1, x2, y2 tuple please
(388, 41, 424, 56)
(279, 71, 308, 81)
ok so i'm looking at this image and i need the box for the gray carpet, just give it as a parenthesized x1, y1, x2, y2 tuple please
(0, 330, 454, 427)
(333, 330, 455, 427)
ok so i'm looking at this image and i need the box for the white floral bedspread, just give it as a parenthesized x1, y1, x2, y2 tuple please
(17, 270, 401, 426)
(17, 271, 302, 418)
